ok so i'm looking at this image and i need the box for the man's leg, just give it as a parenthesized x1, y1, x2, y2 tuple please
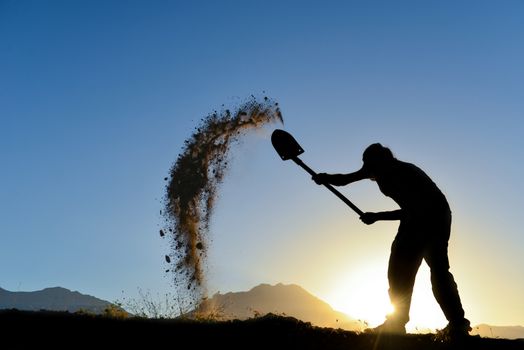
(425, 214, 470, 336)
(425, 241, 470, 330)
(386, 233, 424, 326)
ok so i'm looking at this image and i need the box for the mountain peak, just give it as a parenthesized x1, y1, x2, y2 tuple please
(200, 283, 365, 331)
(250, 283, 304, 292)
(41, 286, 71, 292)
(0, 286, 113, 314)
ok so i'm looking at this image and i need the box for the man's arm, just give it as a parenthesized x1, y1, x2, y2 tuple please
(312, 167, 370, 186)
(376, 210, 403, 221)
(360, 210, 403, 225)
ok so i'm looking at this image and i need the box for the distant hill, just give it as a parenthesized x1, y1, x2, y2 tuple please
(198, 283, 366, 331)
(471, 324, 524, 340)
(0, 286, 113, 314)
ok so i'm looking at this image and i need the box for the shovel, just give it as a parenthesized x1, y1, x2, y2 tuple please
(271, 129, 364, 216)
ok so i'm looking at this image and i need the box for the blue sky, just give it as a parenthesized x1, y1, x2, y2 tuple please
(1, 1, 523, 328)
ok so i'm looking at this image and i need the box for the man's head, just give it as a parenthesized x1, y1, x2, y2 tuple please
(362, 143, 395, 175)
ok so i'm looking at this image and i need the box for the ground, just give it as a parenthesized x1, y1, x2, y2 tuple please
(2, 310, 523, 349)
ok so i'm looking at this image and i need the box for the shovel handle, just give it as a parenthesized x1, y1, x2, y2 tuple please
(292, 157, 364, 217)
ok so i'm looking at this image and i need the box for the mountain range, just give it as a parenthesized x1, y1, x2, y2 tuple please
(0, 286, 113, 314)
(1, 283, 523, 339)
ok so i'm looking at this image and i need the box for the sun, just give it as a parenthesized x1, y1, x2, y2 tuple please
(325, 261, 448, 332)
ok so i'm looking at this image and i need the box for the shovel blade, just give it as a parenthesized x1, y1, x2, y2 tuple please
(271, 129, 304, 160)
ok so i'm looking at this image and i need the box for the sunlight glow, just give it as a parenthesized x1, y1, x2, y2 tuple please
(325, 262, 392, 327)
(407, 264, 448, 332)
(325, 261, 448, 332)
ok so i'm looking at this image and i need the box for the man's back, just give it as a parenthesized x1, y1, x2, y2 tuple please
(375, 160, 449, 215)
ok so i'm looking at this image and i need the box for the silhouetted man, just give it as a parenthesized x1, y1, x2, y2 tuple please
(312, 143, 471, 337)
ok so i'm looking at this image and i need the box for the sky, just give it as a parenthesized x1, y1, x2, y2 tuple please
(1, 0, 523, 330)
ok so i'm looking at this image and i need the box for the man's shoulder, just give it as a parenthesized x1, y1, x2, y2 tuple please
(394, 160, 421, 172)
(393, 160, 431, 179)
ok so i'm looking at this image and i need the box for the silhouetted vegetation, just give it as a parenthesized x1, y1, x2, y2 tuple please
(115, 288, 183, 319)
(2, 310, 522, 349)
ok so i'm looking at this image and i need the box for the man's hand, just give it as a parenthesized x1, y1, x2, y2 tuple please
(312, 173, 330, 185)
(360, 212, 379, 225)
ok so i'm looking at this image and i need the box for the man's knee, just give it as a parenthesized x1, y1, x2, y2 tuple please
(430, 269, 457, 288)
(425, 243, 451, 271)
